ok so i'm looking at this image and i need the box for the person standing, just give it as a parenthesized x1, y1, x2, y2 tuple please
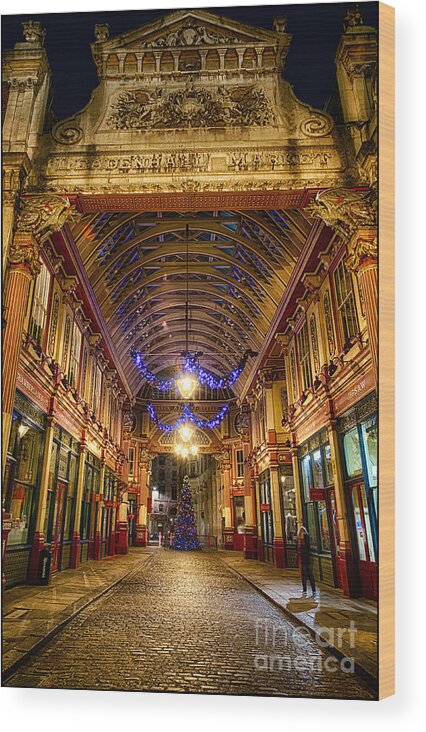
(297, 526, 316, 597)
(158, 530, 162, 548)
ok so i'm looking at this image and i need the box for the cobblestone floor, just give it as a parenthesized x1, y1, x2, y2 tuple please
(4, 550, 375, 699)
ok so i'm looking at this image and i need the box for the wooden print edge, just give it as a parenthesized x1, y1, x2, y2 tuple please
(378, 0, 395, 701)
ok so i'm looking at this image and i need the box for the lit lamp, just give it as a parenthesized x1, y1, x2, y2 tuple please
(178, 421, 193, 442)
(18, 424, 29, 439)
(176, 373, 198, 400)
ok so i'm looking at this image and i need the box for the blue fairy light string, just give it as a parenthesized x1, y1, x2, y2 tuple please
(131, 349, 257, 392)
(182, 351, 256, 390)
(130, 349, 174, 391)
(147, 402, 229, 432)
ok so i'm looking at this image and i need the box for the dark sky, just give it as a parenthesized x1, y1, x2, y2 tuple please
(2, 2, 378, 121)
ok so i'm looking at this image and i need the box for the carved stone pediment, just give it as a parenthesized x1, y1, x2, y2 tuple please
(93, 10, 288, 55)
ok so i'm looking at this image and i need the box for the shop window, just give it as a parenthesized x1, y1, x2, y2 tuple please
(305, 503, 318, 550)
(29, 260, 51, 346)
(324, 444, 333, 485)
(301, 454, 312, 501)
(361, 415, 377, 488)
(360, 484, 376, 562)
(333, 259, 359, 344)
(343, 427, 363, 478)
(318, 500, 331, 552)
(234, 496, 245, 534)
(280, 466, 297, 544)
(299, 432, 334, 555)
(312, 449, 324, 489)
(7, 415, 44, 546)
(297, 322, 312, 391)
(236, 449, 244, 478)
(351, 486, 367, 562)
(63, 451, 78, 541)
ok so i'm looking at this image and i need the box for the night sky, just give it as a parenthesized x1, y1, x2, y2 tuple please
(2, 3, 378, 121)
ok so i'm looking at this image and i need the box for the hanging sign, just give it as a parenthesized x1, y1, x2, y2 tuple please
(260, 503, 271, 512)
(310, 488, 326, 501)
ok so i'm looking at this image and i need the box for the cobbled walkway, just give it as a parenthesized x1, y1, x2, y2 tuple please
(4, 550, 375, 699)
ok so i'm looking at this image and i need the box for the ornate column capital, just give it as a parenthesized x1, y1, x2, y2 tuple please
(346, 227, 378, 273)
(8, 232, 41, 277)
(308, 187, 376, 237)
(16, 194, 79, 242)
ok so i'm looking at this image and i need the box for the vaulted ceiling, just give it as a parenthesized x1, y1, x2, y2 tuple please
(73, 208, 312, 397)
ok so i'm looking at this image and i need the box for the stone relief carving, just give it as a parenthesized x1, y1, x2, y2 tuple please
(8, 237, 42, 276)
(308, 187, 377, 233)
(44, 176, 347, 196)
(346, 234, 378, 272)
(94, 23, 110, 42)
(107, 83, 274, 129)
(22, 20, 45, 46)
(46, 147, 339, 177)
(16, 195, 78, 240)
(141, 19, 240, 47)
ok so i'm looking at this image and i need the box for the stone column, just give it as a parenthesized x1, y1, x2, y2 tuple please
(27, 413, 56, 583)
(270, 465, 285, 568)
(328, 420, 359, 597)
(116, 432, 130, 554)
(135, 449, 150, 546)
(221, 456, 233, 550)
(2, 234, 40, 475)
(70, 441, 87, 568)
(243, 476, 257, 560)
(346, 228, 378, 381)
(253, 470, 263, 559)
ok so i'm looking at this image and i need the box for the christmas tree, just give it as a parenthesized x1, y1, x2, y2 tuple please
(172, 475, 200, 551)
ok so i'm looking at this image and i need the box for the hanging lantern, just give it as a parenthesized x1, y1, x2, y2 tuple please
(176, 372, 198, 400)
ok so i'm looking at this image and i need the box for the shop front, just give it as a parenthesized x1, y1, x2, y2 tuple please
(101, 466, 119, 557)
(299, 428, 340, 587)
(128, 493, 137, 545)
(258, 469, 274, 563)
(279, 463, 298, 568)
(3, 391, 46, 587)
(232, 492, 245, 551)
(80, 451, 100, 563)
(44, 426, 79, 573)
(338, 393, 378, 600)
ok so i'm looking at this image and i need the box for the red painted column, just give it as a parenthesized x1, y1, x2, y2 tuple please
(2, 233, 40, 475)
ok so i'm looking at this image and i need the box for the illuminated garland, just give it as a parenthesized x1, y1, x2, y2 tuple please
(183, 350, 256, 390)
(130, 349, 174, 391)
(131, 348, 257, 391)
(147, 402, 229, 432)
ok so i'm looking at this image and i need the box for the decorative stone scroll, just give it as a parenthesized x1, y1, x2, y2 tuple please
(107, 83, 274, 130)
